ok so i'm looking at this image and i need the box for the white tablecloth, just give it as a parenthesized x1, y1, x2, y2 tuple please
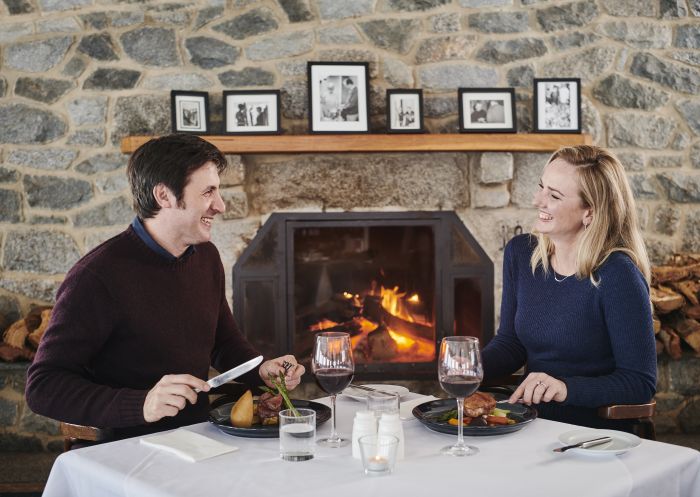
(43, 394, 700, 497)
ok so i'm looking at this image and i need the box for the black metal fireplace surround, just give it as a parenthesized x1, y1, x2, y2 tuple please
(232, 212, 493, 381)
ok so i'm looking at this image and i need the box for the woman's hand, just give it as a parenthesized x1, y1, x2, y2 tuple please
(509, 372, 567, 405)
(259, 355, 306, 390)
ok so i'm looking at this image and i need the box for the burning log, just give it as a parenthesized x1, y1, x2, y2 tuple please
(0, 306, 51, 362)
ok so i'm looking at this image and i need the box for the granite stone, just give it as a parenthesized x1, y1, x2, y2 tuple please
(142, 73, 214, 91)
(67, 129, 105, 146)
(384, 0, 450, 11)
(415, 35, 478, 64)
(598, 0, 656, 16)
(0, 296, 21, 325)
(0, 22, 33, 43)
(3, 0, 34, 14)
(629, 174, 660, 200)
(23, 175, 92, 209)
(0, 104, 67, 144)
(95, 175, 129, 194)
(66, 96, 108, 126)
(77, 32, 118, 61)
(0, 167, 20, 183)
(62, 57, 87, 77)
(512, 153, 549, 207)
(19, 409, 60, 436)
(317, 0, 374, 19)
(682, 210, 700, 252)
(15, 77, 74, 104)
(276, 60, 307, 76)
(592, 74, 669, 110)
(676, 24, 700, 49)
(83, 68, 140, 90)
(6, 36, 72, 72)
(245, 30, 314, 60)
(418, 64, 498, 90)
(0, 278, 61, 302)
(507, 65, 534, 88)
(213, 8, 278, 40)
(429, 12, 460, 33)
(186, 36, 239, 69)
(29, 215, 68, 225)
(3, 230, 80, 274)
(121, 27, 179, 67)
(597, 21, 671, 49)
(458, 0, 511, 6)
(359, 19, 422, 54)
(657, 172, 700, 202)
(221, 188, 249, 219)
(73, 196, 133, 227)
(472, 184, 510, 208)
(317, 49, 379, 77)
(0, 398, 18, 426)
(37, 17, 81, 33)
(676, 99, 700, 134)
(670, 51, 700, 67)
(541, 47, 616, 82)
(280, 80, 307, 119)
(467, 11, 529, 33)
(476, 38, 547, 64)
(75, 153, 127, 174)
(7, 148, 77, 170)
(654, 206, 681, 236)
(550, 31, 601, 50)
(630, 52, 700, 95)
(218, 68, 275, 87)
(478, 153, 514, 184)
(194, 6, 224, 29)
(648, 156, 683, 169)
(692, 142, 700, 169)
(536, 1, 598, 32)
(0, 433, 42, 452)
(0, 190, 21, 223)
(0, 78, 6, 98)
(383, 58, 414, 87)
(660, 0, 688, 18)
(278, 0, 314, 22)
(39, 0, 90, 11)
(317, 25, 362, 44)
(111, 95, 170, 145)
(607, 113, 676, 149)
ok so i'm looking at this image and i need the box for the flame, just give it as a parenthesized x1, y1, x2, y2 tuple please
(407, 293, 420, 304)
(309, 319, 339, 331)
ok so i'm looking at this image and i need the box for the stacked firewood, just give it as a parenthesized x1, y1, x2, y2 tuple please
(651, 254, 700, 359)
(0, 306, 52, 362)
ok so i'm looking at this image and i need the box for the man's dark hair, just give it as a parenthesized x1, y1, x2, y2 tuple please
(344, 78, 354, 86)
(127, 134, 227, 219)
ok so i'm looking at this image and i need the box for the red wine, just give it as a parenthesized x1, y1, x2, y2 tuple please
(440, 375, 481, 398)
(315, 368, 354, 394)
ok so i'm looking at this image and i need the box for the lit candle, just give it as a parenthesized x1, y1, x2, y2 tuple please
(366, 455, 389, 472)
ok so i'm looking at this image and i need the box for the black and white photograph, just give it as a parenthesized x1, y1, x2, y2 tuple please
(308, 61, 369, 133)
(170, 91, 210, 134)
(223, 90, 281, 135)
(386, 89, 424, 133)
(459, 88, 516, 133)
(534, 78, 581, 133)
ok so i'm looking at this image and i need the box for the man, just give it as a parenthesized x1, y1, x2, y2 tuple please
(340, 78, 358, 121)
(26, 134, 304, 442)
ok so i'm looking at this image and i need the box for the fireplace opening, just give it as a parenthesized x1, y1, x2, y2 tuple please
(232, 212, 493, 381)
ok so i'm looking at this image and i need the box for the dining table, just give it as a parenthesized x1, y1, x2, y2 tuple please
(42, 392, 700, 497)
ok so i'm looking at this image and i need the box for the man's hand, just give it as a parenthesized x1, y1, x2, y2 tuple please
(508, 372, 567, 405)
(143, 374, 210, 423)
(259, 355, 305, 390)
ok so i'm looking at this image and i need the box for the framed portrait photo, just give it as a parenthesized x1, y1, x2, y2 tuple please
(171, 91, 210, 134)
(533, 78, 581, 133)
(223, 90, 281, 135)
(386, 89, 424, 133)
(458, 88, 516, 133)
(307, 61, 370, 134)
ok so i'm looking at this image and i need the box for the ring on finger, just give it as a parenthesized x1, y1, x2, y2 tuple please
(535, 381, 546, 388)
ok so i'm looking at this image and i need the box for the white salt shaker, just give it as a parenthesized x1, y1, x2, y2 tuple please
(378, 412, 404, 460)
(352, 410, 377, 459)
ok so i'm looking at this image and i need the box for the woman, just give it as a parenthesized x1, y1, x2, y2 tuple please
(482, 145, 657, 430)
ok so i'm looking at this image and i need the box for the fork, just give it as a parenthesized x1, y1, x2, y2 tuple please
(282, 360, 294, 374)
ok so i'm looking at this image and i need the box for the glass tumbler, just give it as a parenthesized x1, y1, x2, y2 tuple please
(279, 408, 316, 462)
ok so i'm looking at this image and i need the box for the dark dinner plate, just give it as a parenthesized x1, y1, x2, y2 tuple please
(209, 400, 331, 438)
(412, 393, 537, 436)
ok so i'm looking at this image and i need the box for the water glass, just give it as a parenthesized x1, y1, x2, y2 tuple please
(358, 434, 399, 476)
(366, 391, 399, 418)
(279, 408, 316, 462)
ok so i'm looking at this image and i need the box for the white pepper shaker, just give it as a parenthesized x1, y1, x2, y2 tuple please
(351, 410, 377, 459)
(378, 412, 404, 460)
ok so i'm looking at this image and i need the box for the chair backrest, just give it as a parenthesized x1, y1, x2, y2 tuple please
(60, 422, 111, 451)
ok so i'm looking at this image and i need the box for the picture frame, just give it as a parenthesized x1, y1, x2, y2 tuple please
(170, 91, 210, 134)
(533, 78, 581, 133)
(458, 88, 516, 133)
(307, 61, 370, 134)
(386, 89, 425, 133)
(223, 90, 281, 135)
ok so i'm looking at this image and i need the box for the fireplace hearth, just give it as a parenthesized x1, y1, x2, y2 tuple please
(232, 212, 493, 381)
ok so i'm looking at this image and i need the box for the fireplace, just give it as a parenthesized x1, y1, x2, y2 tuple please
(232, 212, 493, 381)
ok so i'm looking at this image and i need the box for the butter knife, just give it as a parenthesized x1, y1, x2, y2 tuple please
(553, 436, 613, 453)
(346, 384, 398, 397)
(196, 355, 263, 392)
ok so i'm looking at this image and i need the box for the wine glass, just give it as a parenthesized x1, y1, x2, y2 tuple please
(312, 331, 354, 447)
(438, 336, 483, 457)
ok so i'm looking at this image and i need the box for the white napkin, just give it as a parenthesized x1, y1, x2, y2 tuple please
(140, 429, 238, 462)
(400, 395, 439, 420)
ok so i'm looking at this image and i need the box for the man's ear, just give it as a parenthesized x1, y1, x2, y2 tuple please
(153, 183, 175, 209)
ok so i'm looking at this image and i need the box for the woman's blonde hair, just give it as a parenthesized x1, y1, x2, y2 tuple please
(530, 145, 651, 285)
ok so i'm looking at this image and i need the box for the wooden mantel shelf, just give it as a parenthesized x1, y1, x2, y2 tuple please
(120, 133, 592, 154)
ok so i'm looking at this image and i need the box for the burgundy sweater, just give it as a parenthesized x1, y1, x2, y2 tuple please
(26, 226, 261, 440)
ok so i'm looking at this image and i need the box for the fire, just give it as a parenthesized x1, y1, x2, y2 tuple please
(309, 319, 339, 331)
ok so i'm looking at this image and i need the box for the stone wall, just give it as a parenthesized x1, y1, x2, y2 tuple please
(0, 0, 699, 449)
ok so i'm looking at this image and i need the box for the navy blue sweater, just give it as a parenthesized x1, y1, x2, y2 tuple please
(482, 234, 656, 427)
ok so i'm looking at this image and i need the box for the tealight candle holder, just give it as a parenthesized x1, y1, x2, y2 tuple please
(358, 434, 398, 477)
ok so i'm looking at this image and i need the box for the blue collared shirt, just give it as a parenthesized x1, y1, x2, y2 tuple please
(131, 217, 195, 261)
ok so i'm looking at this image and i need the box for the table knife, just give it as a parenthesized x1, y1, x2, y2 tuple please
(347, 384, 398, 397)
(196, 355, 263, 392)
(553, 436, 613, 453)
